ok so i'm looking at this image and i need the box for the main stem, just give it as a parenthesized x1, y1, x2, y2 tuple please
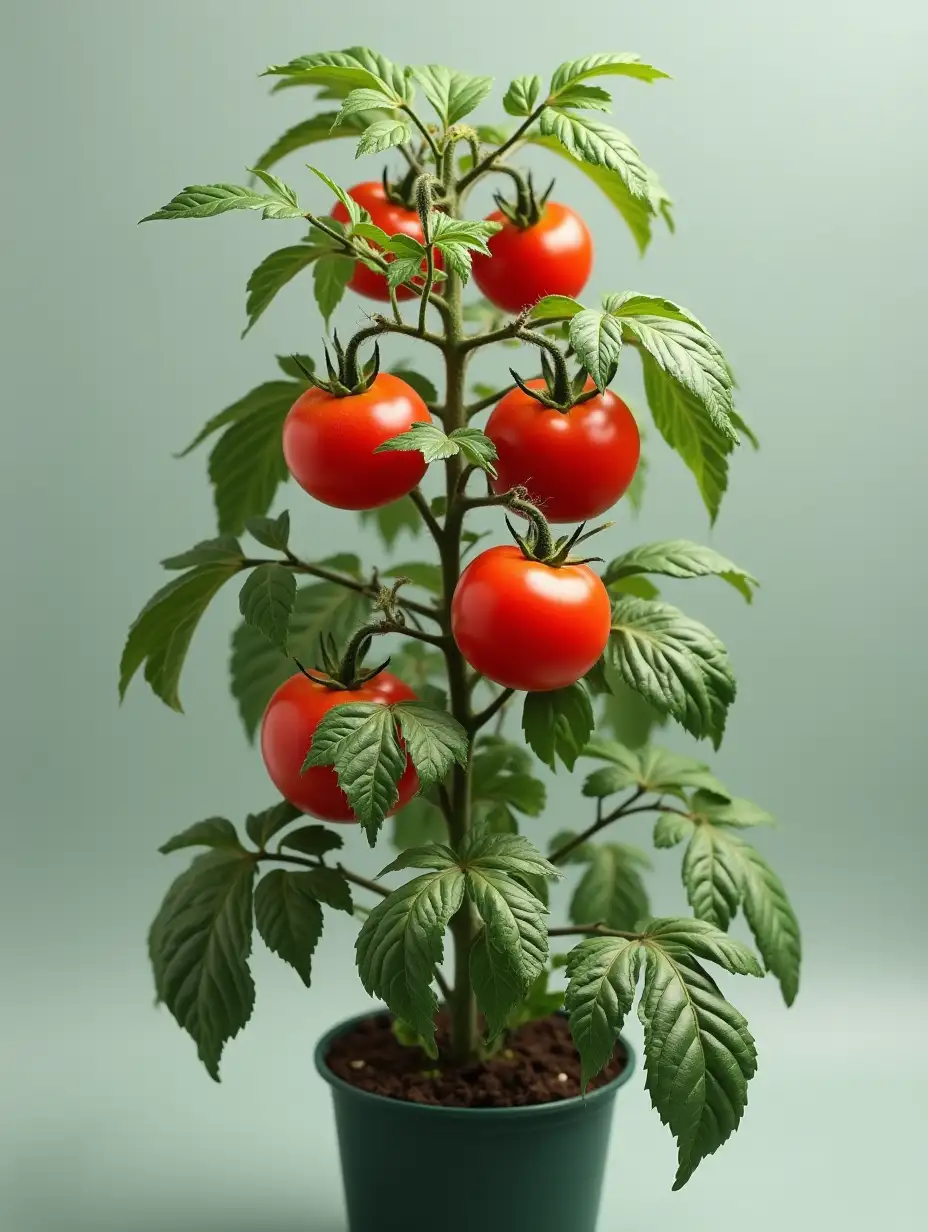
(436, 178, 480, 1065)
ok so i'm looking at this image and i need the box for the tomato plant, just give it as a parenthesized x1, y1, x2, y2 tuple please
(128, 42, 798, 1209)
(485, 379, 640, 522)
(261, 670, 419, 820)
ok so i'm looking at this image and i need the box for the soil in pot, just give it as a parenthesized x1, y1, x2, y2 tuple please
(325, 1012, 628, 1108)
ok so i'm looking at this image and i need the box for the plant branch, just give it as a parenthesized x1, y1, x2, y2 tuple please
(244, 556, 440, 622)
(408, 487, 444, 544)
(466, 383, 517, 417)
(549, 924, 640, 940)
(259, 852, 390, 899)
(400, 104, 441, 164)
(549, 788, 648, 864)
(469, 687, 515, 734)
(457, 105, 547, 192)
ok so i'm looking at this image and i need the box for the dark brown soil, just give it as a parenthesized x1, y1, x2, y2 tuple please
(325, 1013, 628, 1108)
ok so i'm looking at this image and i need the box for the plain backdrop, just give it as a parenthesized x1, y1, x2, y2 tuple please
(1, 2, 925, 1229)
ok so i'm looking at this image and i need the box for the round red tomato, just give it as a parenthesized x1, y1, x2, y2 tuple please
(485, 380, 640, 523)
(472, 203, 593, 314)
(331, 182, 424, 302)
(261, 671, 420, 822)
(451, 546, 611, 692)
(283, 372, 431, 510)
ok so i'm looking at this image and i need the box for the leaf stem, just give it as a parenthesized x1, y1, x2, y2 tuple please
(549, 788, 648, 864)
(408, 487, 444, 543)
(469, 687, 515, 734)
(456, 105, 547, 192)
(243, 556, 440, 622)
(259, 852, 390, 898)
(549, 924, 640, 940)
(401, 104, 442, 164)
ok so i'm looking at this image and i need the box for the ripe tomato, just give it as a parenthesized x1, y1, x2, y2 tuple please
(331, 182, 425, 302)
(451, 546, 611, 692)
(283, 372, 431, 510)
(485, 380, 640, 523)
(472, 203, 593, 314)
(261, 671, 420, 822)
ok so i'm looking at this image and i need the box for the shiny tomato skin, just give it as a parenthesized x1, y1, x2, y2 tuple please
(451, 545, 611, 692)
(283, 372, 431, 510)
(472, 203, 593, 314)
(260, 671, 420, 822)
(486, 380, 640, 523)
(331, 182, 424, 302)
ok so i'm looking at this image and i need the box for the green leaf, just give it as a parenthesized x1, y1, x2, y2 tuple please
(460, 828, 560, 882)
(384, 562, 443, 594)
(566, 935, 641, 1085)
(522, 682, 595, 771)
(243, 244, 323, 336)
(692, 792, 775, 828)
(306, 164, 365, 224)
(449, 427, 498, 476)
(148, 850, 255, 1079)
(653, 811, 696, 848)
(278, 823, 344, 858)
(313, 253, 354, 326)
(552, 83, 612, 112)
(626, 426, 648, 514)
(391, 797, 447, 849)
(178, 376, 305, 459)
(252, 113, 372, 175)
(245, 510, 291, 553)
(603, 540, 757, 603)
(263, 47, 411, 103)
(254, 869, 324, 987)
(597, 675, 666, 750)
(244, 799, 303, 849)
(356, 869, 466, 1046)
(504, 968, 565, 1030)
(643, 917, 762, 978)
(159, 817, 243, 854)
(430, 213, 501, 250)
(140, 183, 298, 223)
(120, 562, 242, 711)
(606, 597, 736, 747)
(568, 310, 624, 390)
(412, 65, 493, 126)
(230, 581, 369, 741)
(376, 421, 458, 463)
(642, 354, 735, 524)
(472, 738, 546, 817)
(356, 117, 412, 157)
(392, 702, 468, 790)
(682, 824, 744, 930)
(637, 942, 757, 1188)
(359, 495, 421, 548)
(334, 86, 399, 123)
(538, 111, 649, 198)
(550, 53, 670, 96)
(303, 866, 354, 913)
(238, 564, 295, 652)
(581, 741, 731, 801)
(379, 843, 458, 876)
(388, 642, 447, 692)
(302, 703, 406, 842)
(569, 843, 650, 930)
(739, 845, 801, 1005)
(389, 367, 438, 404)
(528, 294, 584, 321)
(611, 295, 736, 440)
(503, 74, 542, 116)
(161, 536, 245, 570)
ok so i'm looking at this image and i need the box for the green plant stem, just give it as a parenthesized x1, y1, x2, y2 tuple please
(418, 245, 435, 335)
(549, 924, 639, 940)
(260, 851, 389, 899)
(549, 789, 655, 865)
(457, 104, 546, 192)
(465, 382, 517, 417)
(401, 104, 441, 163)
(408, 487, 444, 541)
(469, 687, 515, 734)
(243, 556, 439, 622)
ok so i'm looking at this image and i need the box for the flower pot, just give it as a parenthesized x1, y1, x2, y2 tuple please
(314, 1009, 636, 1232)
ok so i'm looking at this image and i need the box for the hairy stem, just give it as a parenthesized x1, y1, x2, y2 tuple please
(244, 556, 440, 622)
(457, 105, 547, 192)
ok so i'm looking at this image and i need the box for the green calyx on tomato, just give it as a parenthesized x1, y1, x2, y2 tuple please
(492, 170, 555, 230)
(293, 623, 392, 695)
(502, 490, 611, 569)
(508, 346, 598, 412)
(292, 331, 380, 399)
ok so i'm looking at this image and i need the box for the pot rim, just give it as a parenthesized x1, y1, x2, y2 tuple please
(314, 1007, 636, 1119)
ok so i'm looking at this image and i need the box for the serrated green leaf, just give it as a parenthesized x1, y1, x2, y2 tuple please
(244, 799, 303, 849)
(597, 674, 666, 749)
(642, 354, 735, 524)
(682, 824, 744, 930)
(303, 866, 354, 913)
(538, 111, 649, 198)
(653, 811, 697, 848)
(569, 310, 623, 390)
(739, 845, 801, 1005)
(643, 917, 762, 977)
(379, 843, 458, 876)
(245, 168, 304, 218)
(449, 427, 498, 476)
(120, 562, 242, 712)
(243, 244, 323, 336)
(503, 968, 565, 1030)
(359, 495, 421, 548)
(569, 843, 651, 931)
(412, 64, 493, 126)
(691, 792, 775, 828)
(637, 941, 757, 1188)
(460, 828, 560, 882)
(306, 164, 364, 224)
(254, 869, 323, 987)
(550, 53, 670, 96)
(263, 47, 411, 103)
(334, 86, 398, 123)
(140, 183, 293, 223)
(503, 74, 542, 116)
(391, 797, 447, 849)
(606, 597, 736, 748)
(392, 701, 469, 791)
(356, 117, 412, 157)
(389, 367, 438, 404)
(161, 536, 245, 570)
(252, 113, 372, 175)
(245, 510, 291, 553)
(356, 869, 466, 1046)
(159, 817, 243, 855)
(430, 212, 501, 250)
(302, 702, 406, 842)
(552, 83, 613, 111)
(472, 738, 546, 817)
(313, 253, 354, 326)
(386, 254, 428, 289)
(522, 682, 595, 771)
(384, 562, 443, 594)
(178, 377, 306, 459)
(278, 823, 345, 858)
(581, 741, 731, 801)
(566, 935, 641, 1085)
(238, 564, 295, 652)
(277, 352, 314, 378)
(528, 294, 584, 321)
(148, 850, 255, 1079)
(230, 582, 369, 741)
(376, 421, 457, 463)
(603, 540, 758, 603)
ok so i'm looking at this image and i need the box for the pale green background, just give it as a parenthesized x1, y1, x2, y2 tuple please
(1, 1, 925, 1228)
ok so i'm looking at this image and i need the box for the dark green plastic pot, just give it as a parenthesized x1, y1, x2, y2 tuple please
(314, 1009, 635, 1232)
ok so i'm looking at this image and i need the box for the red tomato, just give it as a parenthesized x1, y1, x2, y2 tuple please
(331, 182, 425, 302)
(485, 380, 640, 523)
(283, 372, 431, 510)
(261, 671, 420, 822)
(451, 546, 611, 692)
(472, 203, 593, 314)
